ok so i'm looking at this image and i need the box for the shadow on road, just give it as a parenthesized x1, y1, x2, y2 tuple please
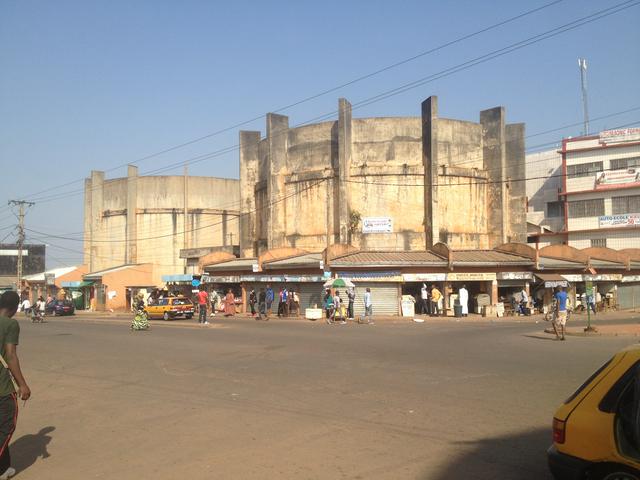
(11, 426, 55, 473)
(522, 334, 558, 341)
(427, 427, 552, 479)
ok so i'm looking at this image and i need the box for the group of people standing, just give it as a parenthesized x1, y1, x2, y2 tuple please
(196, 287, 236, 324)
(323, 287, 373, 324)
(247, 285, 300, 321)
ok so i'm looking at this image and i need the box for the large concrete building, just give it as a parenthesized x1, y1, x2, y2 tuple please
(84, 166, 240, 281)
(239, 96, 526, 257)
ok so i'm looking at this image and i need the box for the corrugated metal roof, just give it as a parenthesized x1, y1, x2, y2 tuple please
(331, 251, 446, 266)
(452, 250, 533, 265)
(590, 259, 626, 269)
(538, 256, 585, 269)
(263, 253, 323, 269)
(204, 258, 256, 271)
(24, 266, 79, 282)
(85, 264, 145, 279)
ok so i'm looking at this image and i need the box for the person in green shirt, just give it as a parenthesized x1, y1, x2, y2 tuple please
(0, 291, 31, 480)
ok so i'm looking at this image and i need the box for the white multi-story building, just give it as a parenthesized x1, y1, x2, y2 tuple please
(562, 127, 640, 249)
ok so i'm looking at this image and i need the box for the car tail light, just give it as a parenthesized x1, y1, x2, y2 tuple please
(552, 418, 566, 444)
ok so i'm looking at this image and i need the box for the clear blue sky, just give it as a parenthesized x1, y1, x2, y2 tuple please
(1, 0, 639, 268)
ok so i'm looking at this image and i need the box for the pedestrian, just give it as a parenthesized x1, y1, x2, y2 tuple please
(334, 291, 346, 324)
(196, 287, 209, 324)
(552, 286, 568, 341)
(248, 289, 257, 317)
(347, 287, 355, 320)
(46, 295, 53, 305)
(265, 284, 274, 318)
(420, 283, 430, 315)
(277, 288, 284, 317)
(19, 298, 30, 318)
(323, 289, 334, 324)
(519, 287, 529, 315)
(281, 288, 289, 317)
(209, 289, 220, 317)
(363, 287, 373, 324)
(430, 285, 442, 316)
(34, 297, 46, 323)
(131, 293, 149, 331)
(458, 284, 469, 317)
(288, 289, 299, 317)
(0, 291, 32, 480)
(257, 288, 267, 321)
(224, 289, 236, 317)
(587, 289, 597, 315)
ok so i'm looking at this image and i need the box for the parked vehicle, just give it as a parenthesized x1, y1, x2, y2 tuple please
(45, 300, 75, 316)
(548, 345, 640, 479)
(144, 297, 195, 320)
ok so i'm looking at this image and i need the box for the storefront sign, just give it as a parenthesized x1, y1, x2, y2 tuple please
(496, 272, 533, 280)
(240, 275, 325, 283)
(446, 272, 496, 281)
(338, 271, 402, 282)
(252, 264, 260, 273)
(362, 217, 393, 233)
(622, 275, 640, 283)
(584, 274, 623, 282)
(598, 213, 640, 228)
(562, 274, 583, 282)
(599, 127, 640, 144)
(594, 169, 640, 190)
(545, 280, 568, 288)
(201, 275, 241, 284)
(402, 273, 446, 282)
(44, 273, 55, 286)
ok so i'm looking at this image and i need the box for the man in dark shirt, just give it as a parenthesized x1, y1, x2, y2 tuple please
(0, 291, 31, 479)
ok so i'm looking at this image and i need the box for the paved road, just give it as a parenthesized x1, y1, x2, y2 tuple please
(10, 315, 638, 479)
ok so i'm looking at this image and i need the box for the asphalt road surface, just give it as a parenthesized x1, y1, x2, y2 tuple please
(9, 315, 638, 479)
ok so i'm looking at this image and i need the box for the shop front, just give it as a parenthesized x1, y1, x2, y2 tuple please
(160, 274, 197, 298)
(83, 264, 155, 312)
(336, 271, 402, 316)
(241, 274, 327, 315)
(200, 274, 243, 313)
(619, 275, 640, 310)
(534, 273, 571, 313)
(445, 272, 496, 315)
(60, 280, 93, 310)
(496, 272, 533, 315)
(402, 273, 446, 315)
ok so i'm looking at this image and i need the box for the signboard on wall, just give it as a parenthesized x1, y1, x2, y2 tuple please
(598, 213, 640, 228)
(447, 272, 497, 281)
(599, 127, 640, 144)
(362, 217, 393, 234)
(496, 272, 533, 280)
(594, 169, 640, 190)
(44, 273, 55, 286)
(402, 273, 446, 282)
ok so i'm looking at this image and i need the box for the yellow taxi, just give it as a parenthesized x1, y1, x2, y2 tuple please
(548, 344, 640, 479)
(144, 296, 195, 321)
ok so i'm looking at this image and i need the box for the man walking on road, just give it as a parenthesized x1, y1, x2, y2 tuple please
(265, 285, 274, 318)
(196, 287, 209, 324)
(0, 291, 32, 480)
(553, 287, 568, 341)
(430, 285, 442, 317)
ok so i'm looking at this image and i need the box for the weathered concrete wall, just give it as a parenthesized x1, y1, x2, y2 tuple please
(239, 131, 261, 258)
(239, 96, 526, 256)
(84, 172, 240, 279)
(505, 123, 527, 243)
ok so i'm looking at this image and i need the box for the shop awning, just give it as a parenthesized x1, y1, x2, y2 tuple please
(204, 258, 256, 272)
(535, 273, 569, 288)
(61, 281, 93, 288)
(262, 253, 324, 270)
(161, 274, 194, 283)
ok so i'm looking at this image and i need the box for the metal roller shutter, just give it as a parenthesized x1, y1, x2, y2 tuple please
(617, 283, 640, 310)
(295, 283, 324, 311)
(352, 282, 400, 316)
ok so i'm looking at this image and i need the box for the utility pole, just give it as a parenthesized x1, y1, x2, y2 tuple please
(8, 200, 35, 292)
(578, 58, 589, 135)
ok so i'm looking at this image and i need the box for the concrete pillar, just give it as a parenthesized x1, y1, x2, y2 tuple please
(481, 107, 507, 247)
(337, 98, 352, 244)
(239, 131, 261, 257)
(90, 171, 105, 272)
(422, 96, 438, 248)
(266, 113, 289, 249)
(491, 280, 499, 305)
(505, 123, 527, 243)
(126, 165, 138, 265)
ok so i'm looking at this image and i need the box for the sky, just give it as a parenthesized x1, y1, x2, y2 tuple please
(0, 0, 639, 269)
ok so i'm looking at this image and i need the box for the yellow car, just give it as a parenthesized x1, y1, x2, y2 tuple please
(548, 345, 640, 479)
(144, 297, 195, 321)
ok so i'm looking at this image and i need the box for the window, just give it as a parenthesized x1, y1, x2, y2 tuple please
(568, 198, 605, 218)
(610, 156, 640, 170)
(591, 238, 607, 248)
(547, 201, 563, 218)
(612, 195, 640, 215)
(567, 161, 603, 179)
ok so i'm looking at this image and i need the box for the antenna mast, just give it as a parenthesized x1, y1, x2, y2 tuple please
(578, 58, 589, 135)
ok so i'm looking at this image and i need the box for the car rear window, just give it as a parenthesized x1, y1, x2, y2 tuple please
(599, 360, 640, 413)
(565, 357, 614, 404)
(173, 298, 192, 305)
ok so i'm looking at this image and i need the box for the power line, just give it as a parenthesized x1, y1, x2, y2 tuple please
(4, 0, 627, 210)
(12, 0, 566, 205)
